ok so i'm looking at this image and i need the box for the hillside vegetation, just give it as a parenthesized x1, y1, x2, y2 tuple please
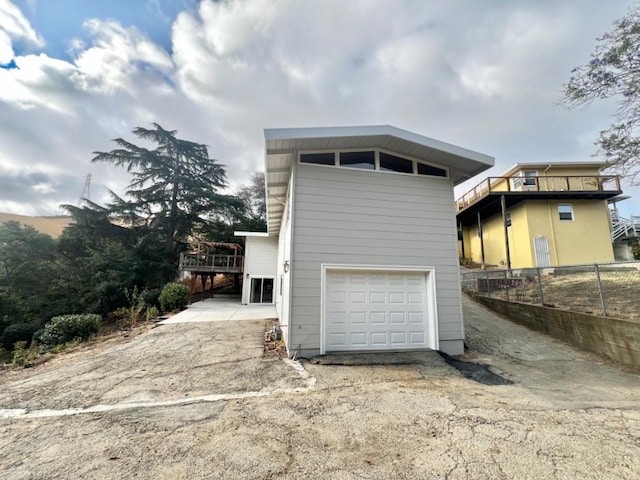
(0, 213, 71, 238)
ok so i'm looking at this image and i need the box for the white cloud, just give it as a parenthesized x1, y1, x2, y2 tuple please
(0, 0, 43, 64)
(72, 19, 174, 94)
(1, 0, 639, 218)
(0, 29, 13, 63)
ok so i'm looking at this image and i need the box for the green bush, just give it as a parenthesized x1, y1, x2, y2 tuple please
(11, 341, 40, 367)
(35, 314, 101, 349)
(159, 283, 189, 312)
(140, 288, 161, 308)
(0, 323, 40, 350)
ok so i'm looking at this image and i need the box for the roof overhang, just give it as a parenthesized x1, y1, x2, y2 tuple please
(264, 125, 494, 234)
(500, 162, 606, 177)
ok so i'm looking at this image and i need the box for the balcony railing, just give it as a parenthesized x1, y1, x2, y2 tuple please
(456, 175, 621, 212)
(179, 253, 244, 273)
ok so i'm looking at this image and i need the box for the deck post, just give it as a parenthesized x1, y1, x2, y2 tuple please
(478, 210, 486, 268)
(501, 195, 512, 269)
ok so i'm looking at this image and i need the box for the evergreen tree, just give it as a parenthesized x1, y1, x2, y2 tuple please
(92, 124, 240, 262)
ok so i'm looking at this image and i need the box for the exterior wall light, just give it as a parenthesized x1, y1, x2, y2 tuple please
(283, 260, 290, 273)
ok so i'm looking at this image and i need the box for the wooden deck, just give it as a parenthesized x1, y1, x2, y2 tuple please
(179, 253, 244, 274)
(456, 175, 621, 212)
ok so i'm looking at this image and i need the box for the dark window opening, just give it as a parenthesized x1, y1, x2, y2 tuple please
(340, 151, 375, 170)
(300, 152, 335, 165)
(250, 278, 274, 303)
(380, 152, 413, 173)
(417, 162, 447, 177)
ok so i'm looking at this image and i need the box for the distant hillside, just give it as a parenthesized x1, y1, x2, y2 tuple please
(0, 213, 73, 238)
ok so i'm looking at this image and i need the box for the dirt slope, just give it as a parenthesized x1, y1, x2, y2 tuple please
(0, 212, 72, 238)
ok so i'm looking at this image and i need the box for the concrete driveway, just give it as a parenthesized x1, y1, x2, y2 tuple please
(0, 297, 638, 479)
(160, 296, 277, 324)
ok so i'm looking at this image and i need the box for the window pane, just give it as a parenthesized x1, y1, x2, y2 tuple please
(340, 151, 375, 170)
(558, 205, 573, 221)
(250, 278, 262, 303)
(523, 171, 537, 186)
(417, 162, 447, 177)
(300, 152, 335, 165)
(262, 278, 274, 303)
(380, 152, 413, 173)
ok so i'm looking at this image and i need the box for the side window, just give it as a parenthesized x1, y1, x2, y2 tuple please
(300, 152, 335, 165)
(339, 151, 375, 170)
(558, 204, 574, 221)
(523, 170, 538, 186)
(513, 170, 537, 189)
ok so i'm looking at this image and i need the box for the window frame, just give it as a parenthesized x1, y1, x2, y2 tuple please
(513, 170, 538, 189)
(557, 204, 574, 221)
(297, 148, 449, 179)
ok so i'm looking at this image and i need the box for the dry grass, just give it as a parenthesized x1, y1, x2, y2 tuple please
(0, 212, 72, 238)
(486, 269, 640, 320)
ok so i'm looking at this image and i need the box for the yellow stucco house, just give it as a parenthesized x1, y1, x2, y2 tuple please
(456, 162, 622, 268)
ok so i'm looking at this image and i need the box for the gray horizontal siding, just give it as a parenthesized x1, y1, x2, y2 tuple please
(289, 164, 464, 352)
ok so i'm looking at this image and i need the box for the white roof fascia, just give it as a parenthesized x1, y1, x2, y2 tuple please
(265, 125, 493, 166)
(234, 231, 270, 237)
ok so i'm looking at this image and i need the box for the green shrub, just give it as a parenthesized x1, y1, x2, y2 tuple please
(0, 323, 40, 350)
(146, 306, 159, 321)
(159, 283, 189, 312)
(35, 314, 101, 349)
(11, 341, 40, 367)
(140, 288, 161, 308)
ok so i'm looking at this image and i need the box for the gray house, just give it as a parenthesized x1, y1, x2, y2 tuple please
(237, 125, 493, 358)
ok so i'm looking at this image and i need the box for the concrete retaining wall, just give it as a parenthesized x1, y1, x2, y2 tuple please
(470, 294, 640, 368)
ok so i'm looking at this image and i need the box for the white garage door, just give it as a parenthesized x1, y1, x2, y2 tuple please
(325, 269, 431, 352)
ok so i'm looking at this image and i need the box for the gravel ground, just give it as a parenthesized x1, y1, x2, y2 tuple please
(0, 298, 638, 479)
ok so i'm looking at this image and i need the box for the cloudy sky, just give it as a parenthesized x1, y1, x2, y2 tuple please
(1, 0, 639, 217)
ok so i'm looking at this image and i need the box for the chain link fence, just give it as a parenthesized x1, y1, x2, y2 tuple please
(461, 261, 640, 320)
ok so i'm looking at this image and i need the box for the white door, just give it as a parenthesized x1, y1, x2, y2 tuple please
(533, 236, 551, 267)
(325, 270, 430, 352)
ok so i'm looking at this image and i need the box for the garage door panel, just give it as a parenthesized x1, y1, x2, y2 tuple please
(370, 291, 385, 303)
(390, 332, 407, 345)
(350, 291, 366, 303)
(410, 332, 426, 344)
(370, 332, 388, 345)
(350, 332, 367, 346)
(408, 292, 423, 303)
(389, 292, 405, 303)
(325, 269, 431, 352)
(329, 332, 347, 346)
(330, 291, 346, 303)
(328, 311, 347, 324)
